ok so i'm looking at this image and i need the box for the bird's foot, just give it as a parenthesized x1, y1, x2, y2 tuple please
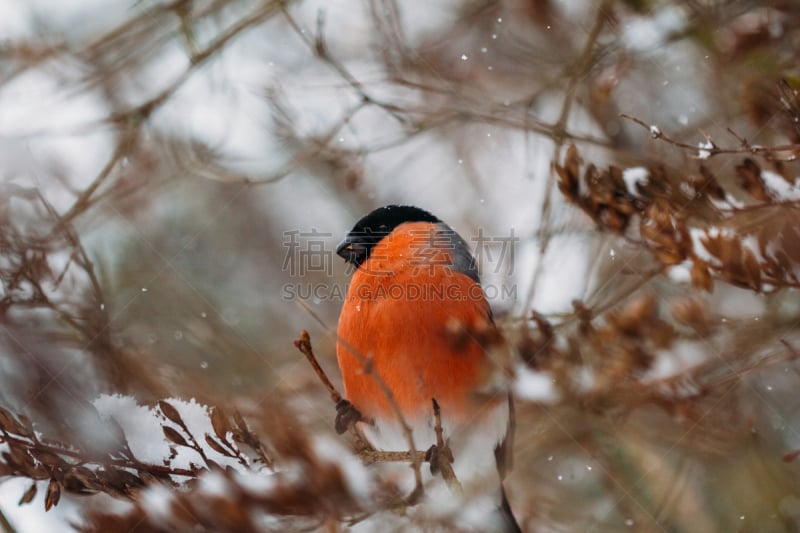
(425, 442, 454, 476)
(334, 399, 364, 434)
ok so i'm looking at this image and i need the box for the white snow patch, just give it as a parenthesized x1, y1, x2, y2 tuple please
(139, 484, 174, 521)
(679, 181, 696, 198)
(92, 395, 246, 471)
(667, 262, 692, 283)
(622, 6, 687, 52)
(622, 167, 649, 195)
(574, 366, 596, 393)
(532, 238, 591, 314)
(646, 340, 707, 381)
(689, 227, 731, 267)
(716, 290, 766, 320)
(199, 470, 230, 498)
(0, 477, 84, 533)
(740, 234, 764, 263)
(235, 469, 278, 494)
(723, 194, 745, 209)
(761, 170, 800, 200)
(92, 394, 170, 464)
(697, 140, 714, 160)
(513, 367, 559, 402)
(452, 492, 509, 531)
(311, 435, 372, 501)
(649, 125, 662, 138)
(0, 2, 31, 39)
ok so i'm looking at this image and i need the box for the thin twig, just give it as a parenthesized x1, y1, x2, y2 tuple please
(104, 2, 280, 129)
(292, 325, 425, 504)
(52, 130, 137, 235)
(431, 399, 462, 494)
(291, 330, 374, 456)
(0, 431, 196, 478)
(360, 450, 426, 465)
(294, 330, 343, 405)
(526, 0, 611, 314)
(621, 114, 800, 159)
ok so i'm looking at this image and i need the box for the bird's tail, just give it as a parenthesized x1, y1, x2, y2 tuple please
(498, 485, 522, 533)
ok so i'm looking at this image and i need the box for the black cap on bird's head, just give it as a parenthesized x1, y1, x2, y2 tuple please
(336, 205, 439, 268)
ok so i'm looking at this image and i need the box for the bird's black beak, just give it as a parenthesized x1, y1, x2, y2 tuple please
(337, 238, 363, 265)
(336, 239, 352, 260)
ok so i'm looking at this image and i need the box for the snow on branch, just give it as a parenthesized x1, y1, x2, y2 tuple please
(554, 144, 800, 292)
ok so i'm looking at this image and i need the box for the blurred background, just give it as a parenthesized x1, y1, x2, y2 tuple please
(1, 0, 800, 531)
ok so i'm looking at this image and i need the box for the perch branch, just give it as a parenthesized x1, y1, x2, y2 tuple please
(430, 399, 461, 494)
(294, 329, 426, 504)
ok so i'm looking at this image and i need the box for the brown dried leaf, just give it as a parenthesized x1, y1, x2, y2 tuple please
(137, 471, 159, 485)
(700, 233, 721, 259)
(572, 300, 593, 335)
(205, 434, 232, 457)
(747, 213, 800, 275)
(671, 297, 710, 334)
(210, 407, 231, 441)
(555, 144, 581, 202)
(232, 409, 249, 437)
(64, 466, 100, 494)
(16, 413, 34, 439)
(690, 258, 714, 292)
(654, 247, 684, 266)
(600, 207, 629, 233)
(19, 482, 37, 505)
(607, 165, 624, 191)
(606, 295, 652, 337)
(158, 400, 184, 425)
(584, 164, 602, 202)
(163, 426, 188, 447)
(772, 160, 795, 184)
(7, 443, 35, 470)
(740, 246, 762, 289)
(518, 332, 547, 369)
(0, 406, 18, 432)
(718, 235, 742, 265)
(95, 468, 144, 496)
(115, 469, 145, 491)
(531, 311, 553, 339)
(697, 165, 727, 201)
(741, 77, 782, 128)
(735, 158, 771, 202)
(639, 219, 661, 243)
(31, 449, 66, 468)
(44, 479, 61, 511)
(205, 459, 223, 471)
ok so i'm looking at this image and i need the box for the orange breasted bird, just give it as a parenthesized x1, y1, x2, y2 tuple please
(336, 205, 520, 532)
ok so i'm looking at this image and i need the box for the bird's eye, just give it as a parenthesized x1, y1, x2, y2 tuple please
(378, 224, 389, 232)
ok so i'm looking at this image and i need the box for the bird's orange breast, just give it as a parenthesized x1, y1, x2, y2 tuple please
(336, 222, 493, 424)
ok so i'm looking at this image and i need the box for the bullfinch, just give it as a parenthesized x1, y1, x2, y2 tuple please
(336, 205, 520, 532)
